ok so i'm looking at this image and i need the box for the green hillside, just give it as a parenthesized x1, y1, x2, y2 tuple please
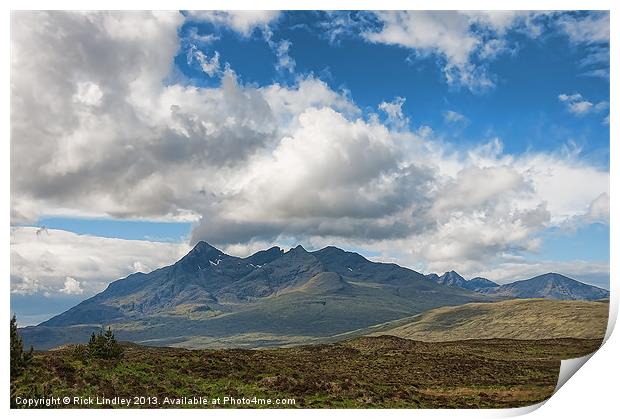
(366, 299, 609, 341)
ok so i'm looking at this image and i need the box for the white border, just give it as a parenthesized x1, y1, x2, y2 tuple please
(2, 1, 617, 418)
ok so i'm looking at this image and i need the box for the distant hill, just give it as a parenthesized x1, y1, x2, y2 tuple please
(425, 271, 607, 301)
(367, 299, 609, 341)
(482, 273, 609, 301)
(21, 242, 488, 350)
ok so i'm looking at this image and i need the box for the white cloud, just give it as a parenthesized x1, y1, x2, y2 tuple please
(365, 11, 478, 68)
(73, 81, 104, 106)
(60, 277, 84, 295)
(10, 227, 190, 296)
(186, 11, 280, 37)
(260, 23, 297, 74)
(569, 100, 593, 115)
(10, 12, 609, 291)
(558, 12, 609, 44)
(188, 46, 220, 76)
(558, 92, 607, 116)
(365, 11, 491, 90)
(378, 96, 409, 130)
(442, 110, 466, 124)
(186, 27, 219, 44)
(586, 193, 610, 223)
(273, 39, 295, 73)
(477, 39, 513, 60)
(360, 11, 540, 90)
(431, 166, 528, 216)
(260, 77, 358, 126)
(338, 11, 607, 91)
(132, 261, 150, 273)
(11, 276, 42, 295)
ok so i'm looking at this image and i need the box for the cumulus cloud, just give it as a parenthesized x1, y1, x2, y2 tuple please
(10, 11, 609, 293)
(185, 11, 280, 37)
(189, 107, 434, 245)
(60, 277, 84, 295)
(431, 166, 529, 216)
(10, 227, 190, 296)
(558, 92, 608, 116)
(364, 11, 492, 89)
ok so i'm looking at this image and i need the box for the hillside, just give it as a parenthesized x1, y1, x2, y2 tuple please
(11, 336, 602, 409)
(367, 299, 609, 341)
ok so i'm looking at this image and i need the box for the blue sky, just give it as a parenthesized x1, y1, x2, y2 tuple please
(11, 11, 610, 323)
(174, 11, 609, 159)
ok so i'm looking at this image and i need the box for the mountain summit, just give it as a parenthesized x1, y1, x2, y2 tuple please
(427, 271, 499, 292)
(437, 271, 467, 287)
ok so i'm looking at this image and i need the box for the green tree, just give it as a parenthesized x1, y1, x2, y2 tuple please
(87, 327, 124, 359)
(10, 314, 33, 379)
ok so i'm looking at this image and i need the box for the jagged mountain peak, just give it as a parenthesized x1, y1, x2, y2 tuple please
(288, 244, 308, 254)
(443, 270, 464, 278)
(428, 271, 498, 291)
(189, 240, 222, 255)
(173, 241, 230, 272)
(244, 246, 284, 266)
(425, 273, 440, 281)
(438, 271, 466, 286)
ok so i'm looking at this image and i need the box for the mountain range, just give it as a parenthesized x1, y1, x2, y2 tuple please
(20, 241, 609, 350)
(425, 270, 499, 291)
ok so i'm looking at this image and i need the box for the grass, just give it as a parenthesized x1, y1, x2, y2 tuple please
(366, 299, 609, 341)
(11, 335, 603, 409)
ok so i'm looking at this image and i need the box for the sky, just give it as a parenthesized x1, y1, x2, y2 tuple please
(10, 11, 610, 325)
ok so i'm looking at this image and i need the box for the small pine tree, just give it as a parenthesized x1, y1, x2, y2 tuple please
(103, 327, 123, 359)
(87, 327, 123, 359)
(10, 314, 33, 379)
